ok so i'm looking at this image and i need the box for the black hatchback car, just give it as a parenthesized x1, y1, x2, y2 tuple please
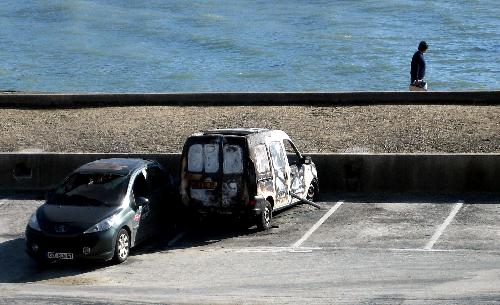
(26, 158, 174, 264)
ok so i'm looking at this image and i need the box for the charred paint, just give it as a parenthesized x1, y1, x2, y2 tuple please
(180, 128, 318, 217)
(290, 165, 306, 196)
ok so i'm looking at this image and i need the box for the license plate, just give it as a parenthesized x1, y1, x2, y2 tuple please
(191, 181, 217, 190)
(47, 252, 74, 260)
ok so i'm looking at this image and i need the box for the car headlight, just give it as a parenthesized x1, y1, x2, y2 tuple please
(84, 214, 119, 234)
(28, 212, 41, 231)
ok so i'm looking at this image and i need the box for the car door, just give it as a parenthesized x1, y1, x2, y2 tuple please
(145, 165, 170, 229)
(268, 141, 291, 209)
(131, 169, 153, 244)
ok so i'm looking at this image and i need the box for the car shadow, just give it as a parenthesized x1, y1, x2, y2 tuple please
(0, 217, 261, 284)
(0, 237, 109, 284)
(133, 215, 261, 254)
(0, 191, 317, 284)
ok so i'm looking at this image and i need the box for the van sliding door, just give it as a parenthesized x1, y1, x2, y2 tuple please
(268, 141, 291, 209)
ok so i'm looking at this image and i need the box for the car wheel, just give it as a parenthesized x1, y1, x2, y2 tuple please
(306, 180, 319, 201)
(256, 201, 272, 231)
(113, 228, 130, 264)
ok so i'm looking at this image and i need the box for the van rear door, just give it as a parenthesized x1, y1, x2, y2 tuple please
(221, 137, 248, 208)
(183, 136, 222, 208)
(182, 136, 248, 210)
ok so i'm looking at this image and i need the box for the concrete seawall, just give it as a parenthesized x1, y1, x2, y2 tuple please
(1, 153, 498, 194)
(1, 91, 499, 107)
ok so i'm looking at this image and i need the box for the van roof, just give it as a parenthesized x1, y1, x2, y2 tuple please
(187, 129, 290, 146)
(202, 128, 270, 136)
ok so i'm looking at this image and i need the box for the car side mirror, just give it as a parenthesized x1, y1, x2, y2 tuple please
(134, 197, 149, 209)
(302, 156, 312, 165)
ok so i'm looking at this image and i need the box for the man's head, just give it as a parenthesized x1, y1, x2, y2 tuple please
(418, 41, 428, 52)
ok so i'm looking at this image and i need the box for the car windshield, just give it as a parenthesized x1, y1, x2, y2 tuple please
(50, 173, 129, 207)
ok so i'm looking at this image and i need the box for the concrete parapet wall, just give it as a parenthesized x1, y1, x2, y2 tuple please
(1, 91, 499, 108)
(0, 153, 180, 191)
(310, 153, 500, 193)
(0, 153, 498, 194)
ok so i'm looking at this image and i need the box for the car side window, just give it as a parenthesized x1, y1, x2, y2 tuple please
(132, 172, 150, 198)
(146, 166, 169, 192)
(283, 139, 301, 166)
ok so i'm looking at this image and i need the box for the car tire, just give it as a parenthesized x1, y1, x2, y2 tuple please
(306, 180, 319, 202)
(256, 201, 272, 231)
(113, 228, 130, 264)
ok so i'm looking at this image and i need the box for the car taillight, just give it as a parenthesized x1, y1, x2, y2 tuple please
(248, 199, 256, 206)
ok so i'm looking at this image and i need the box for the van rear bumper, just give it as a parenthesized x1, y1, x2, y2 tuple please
(188, 203, 264, 217)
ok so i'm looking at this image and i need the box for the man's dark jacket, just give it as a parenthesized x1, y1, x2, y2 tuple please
(410, 51, 426, 83)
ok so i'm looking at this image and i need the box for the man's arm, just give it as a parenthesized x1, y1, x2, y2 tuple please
(417, 53, 426, 80)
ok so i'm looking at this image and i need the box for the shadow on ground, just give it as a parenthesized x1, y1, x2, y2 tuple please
(134, 215, 261, 253)
(0, 237, 110, 284)
(323, 192, 500, 204)
(0, 216, 260, 284)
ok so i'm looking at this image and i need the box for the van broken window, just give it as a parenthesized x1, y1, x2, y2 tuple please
(187, 143, 220, 173)
(223, 145, 243, 174)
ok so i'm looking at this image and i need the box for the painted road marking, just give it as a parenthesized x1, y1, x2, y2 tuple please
(230, 246, 500, 254)
(291, 201, 344, 249)
(235, 246, 322, 253)
(424, 201, 464, 250)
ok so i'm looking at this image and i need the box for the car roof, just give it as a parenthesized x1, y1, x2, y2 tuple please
(76, 158, 152, 175)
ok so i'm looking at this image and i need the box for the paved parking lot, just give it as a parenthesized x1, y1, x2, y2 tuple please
(0, 193, 499, 304)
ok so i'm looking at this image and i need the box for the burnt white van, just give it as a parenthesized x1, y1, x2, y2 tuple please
(180, 128, 318, 230)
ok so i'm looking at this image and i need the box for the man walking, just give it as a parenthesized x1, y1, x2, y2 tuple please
(409, 41, 428, 91)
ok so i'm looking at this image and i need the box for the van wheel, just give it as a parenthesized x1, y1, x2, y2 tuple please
(256, 201, 272, 231)
(306, 180, 319, 201)
(113, 228, 130, 264)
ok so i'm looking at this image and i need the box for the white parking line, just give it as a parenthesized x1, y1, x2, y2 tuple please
(230, 246, 500, 254)
(235, 246, 322, 253)
(291, 201, 344, 249)
(424, 201, 464, 250)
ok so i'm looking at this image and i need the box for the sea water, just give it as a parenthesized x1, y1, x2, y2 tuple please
(0, 0, 498, 92)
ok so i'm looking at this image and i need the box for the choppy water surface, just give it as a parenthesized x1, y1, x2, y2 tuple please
(0, 1, 498, 92)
